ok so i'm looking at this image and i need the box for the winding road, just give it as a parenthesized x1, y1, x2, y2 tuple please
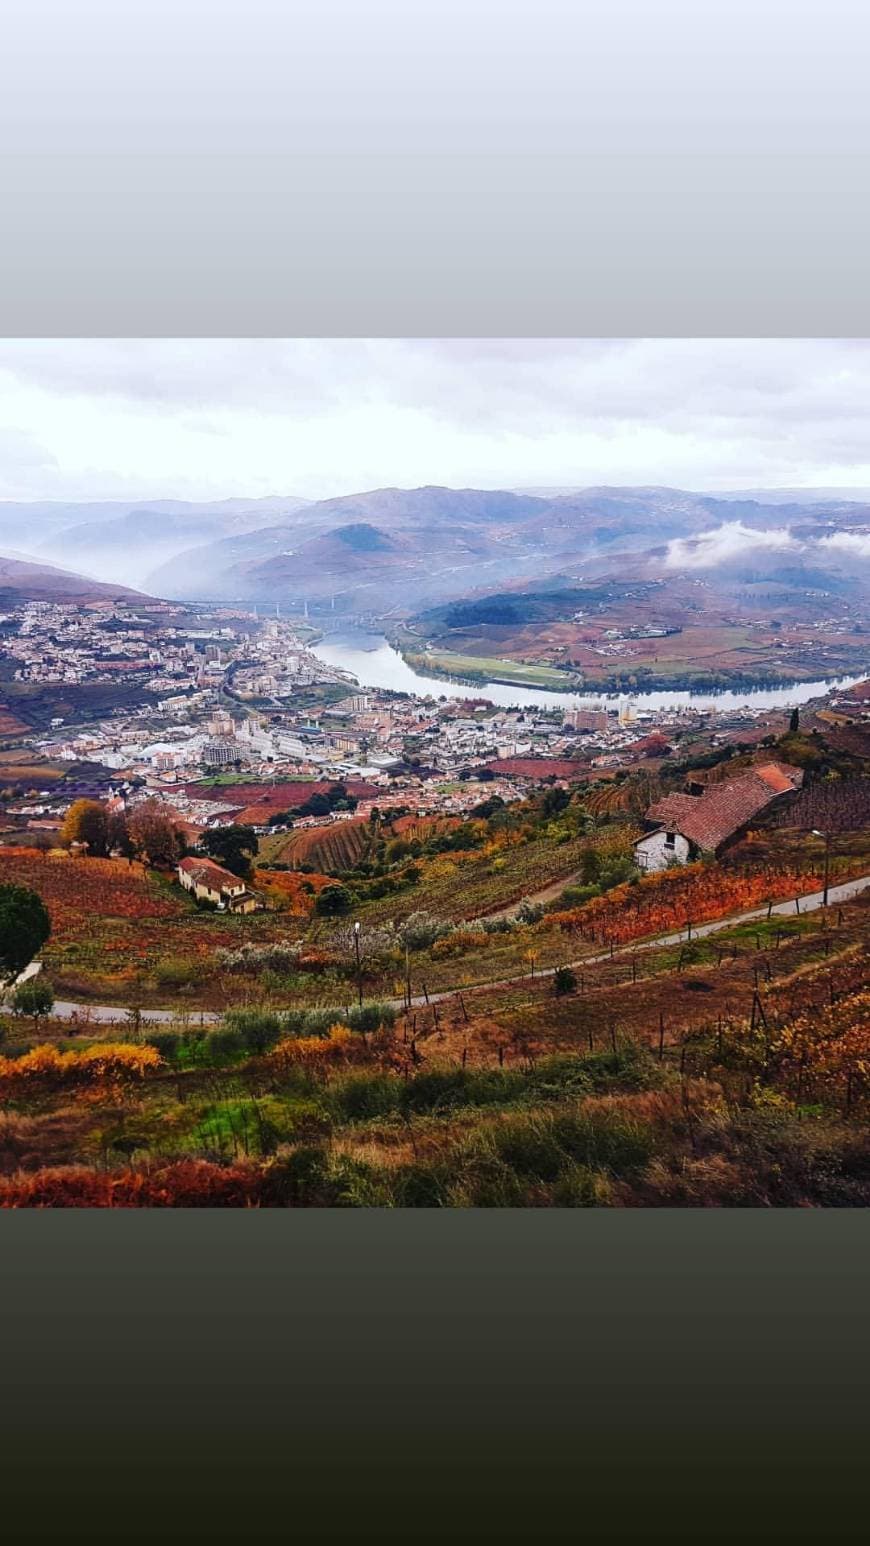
(35, 872, 870, 1027)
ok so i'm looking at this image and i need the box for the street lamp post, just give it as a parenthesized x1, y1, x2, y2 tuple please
(353, 920, 363, 1009)
(812, 830, 831, 908)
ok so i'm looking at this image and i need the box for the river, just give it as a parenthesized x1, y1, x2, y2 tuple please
(310, 631, 866, 715)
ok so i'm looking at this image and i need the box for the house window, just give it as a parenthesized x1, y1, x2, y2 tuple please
(664, 831, 676, 849)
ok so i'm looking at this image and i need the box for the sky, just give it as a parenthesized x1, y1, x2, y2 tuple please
(1, 338, 870, 505)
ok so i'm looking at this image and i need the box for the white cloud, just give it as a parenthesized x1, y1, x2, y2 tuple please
(818, 530, 870, 559)
(665, 522, 801, 570)
(1, 339, 870, 502)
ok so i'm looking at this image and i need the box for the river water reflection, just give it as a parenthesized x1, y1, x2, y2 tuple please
(310, 632, 867, 715)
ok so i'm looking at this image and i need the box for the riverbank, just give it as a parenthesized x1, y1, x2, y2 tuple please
(391, 627, 863, 698)
(310, 630, 868, 714)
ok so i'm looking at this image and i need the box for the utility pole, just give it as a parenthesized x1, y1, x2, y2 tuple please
(812, 829, 831, 908)
(353, 920, 363, 1009)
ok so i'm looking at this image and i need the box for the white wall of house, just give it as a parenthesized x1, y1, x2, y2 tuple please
(634, 829, 692, 872)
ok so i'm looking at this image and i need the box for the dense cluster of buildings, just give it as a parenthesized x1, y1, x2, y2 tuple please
(2, 599, 866, 853)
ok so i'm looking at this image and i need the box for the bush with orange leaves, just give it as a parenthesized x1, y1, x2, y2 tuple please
(0, 1160, 258, 1208)
(265, 1023, 359, 1075)
(772, 987, 870, 1095)
(0, 1041, 162, 1096)
(431, 930, 490, 959)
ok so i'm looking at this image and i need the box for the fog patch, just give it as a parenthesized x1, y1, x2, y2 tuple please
(665, 521, 800, 569)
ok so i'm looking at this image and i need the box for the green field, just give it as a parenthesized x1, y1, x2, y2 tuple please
(403, 646, 576, 689)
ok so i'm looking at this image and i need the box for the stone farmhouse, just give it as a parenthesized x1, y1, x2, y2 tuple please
(634, 762, 804, 872)
(176, 856, 263, 913)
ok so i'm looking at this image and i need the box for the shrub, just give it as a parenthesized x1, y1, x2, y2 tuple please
(326, 1072, 402, 1123)
(0, 1041, 163, 1093)
(259, 1146, 389, 1207)
(347, 1002, 396, 1035)
(216, 941, 302, 974)
(398, 911, 454, 951)
(222, 1007, 285, 1055)
(204, 1025, 247, 1062)
(315, 884, 354, 917)
(481, 916, 517, 935)
(391, 1160, 453, 1208)
(145, 1029, 181, 1061)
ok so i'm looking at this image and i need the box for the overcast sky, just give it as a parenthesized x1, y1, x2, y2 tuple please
(1, 338, 869, 504)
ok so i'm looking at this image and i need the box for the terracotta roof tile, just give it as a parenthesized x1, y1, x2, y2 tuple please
(177, 855, 241, 889)
(646, 764, 801, 852)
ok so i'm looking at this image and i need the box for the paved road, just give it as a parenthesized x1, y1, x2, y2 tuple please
(38, 872, 870, 1026)
(408, 871, 870, 1008)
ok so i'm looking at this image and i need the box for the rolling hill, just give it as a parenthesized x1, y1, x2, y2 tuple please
(0, 553, 148, 605)
(143, 484, 870, 617)
(0, 494, 312, 590)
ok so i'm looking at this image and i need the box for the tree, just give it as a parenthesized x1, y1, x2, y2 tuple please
(0, 884, 51, 988)
(789, 707, 800, 733)
(553, 966, 577, 996)
(59, 798, 110, 855)
(330, 921, 398, 973)
(108, 810, 134, 858)
(201, 825, 258, 879)
(580, 846, 603, 885)
(315, 883, 354, 917)
(128, 799, 185, 868)
(541, 786, 571, 819)
(12, 976, 55, 1030)
(298, 792, 331, 818)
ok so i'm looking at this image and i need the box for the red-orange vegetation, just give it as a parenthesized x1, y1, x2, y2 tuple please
(546, 860, 826, 947)
(0, 846, 182, 942)
(253, 867, 332, 915)
(0, 1161, 258, 1208)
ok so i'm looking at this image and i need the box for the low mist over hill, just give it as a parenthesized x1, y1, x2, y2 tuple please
(0, 495, 312, 589)
(3, 484, 869, 618)
(0, 553, 148, 606)
(145, 483, 870, 616)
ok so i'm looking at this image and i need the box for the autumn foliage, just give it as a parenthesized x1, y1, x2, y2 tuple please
(0, 848, 182, 938)
(0, 1042, 162, 1095)
(0, 1161, 258, 1208)
(252, 867, 332, 915)
(265, 1023, 358, 1073)
(276, 815, 372, 873)
(546, 860, 827, 947)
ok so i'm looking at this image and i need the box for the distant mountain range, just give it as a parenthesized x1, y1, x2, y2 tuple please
(143, 484, 870, 615)
(1, 484, 869, 618)
(0, 553, 146, 605)
(0, 495, 312, 589)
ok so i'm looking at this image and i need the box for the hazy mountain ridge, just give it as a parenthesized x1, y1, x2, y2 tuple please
(0, 494, 312, 589)
(142, 484, 870, 614)
(0, 553, 147, 604)
(3, 483, 869, 617)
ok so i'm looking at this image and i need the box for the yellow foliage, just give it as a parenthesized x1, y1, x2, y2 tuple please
(0, 1040, 162, 1092)
(266, 1023, 356, 1070)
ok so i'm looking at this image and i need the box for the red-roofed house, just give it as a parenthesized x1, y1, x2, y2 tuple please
(634, 763, 803, 871)
(177, 856, 263, 912)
